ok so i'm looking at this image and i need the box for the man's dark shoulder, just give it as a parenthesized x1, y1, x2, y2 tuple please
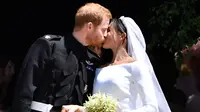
(36, 34, 64, 48)
(27, 34, 65, 58)
(40, 34, 64, 41)
(33, 34, 63, 46)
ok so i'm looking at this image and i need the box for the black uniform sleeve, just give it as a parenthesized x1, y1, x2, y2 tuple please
(11, 37, 52, 112)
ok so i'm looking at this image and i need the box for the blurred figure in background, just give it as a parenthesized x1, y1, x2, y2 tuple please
(183, 41, 200, 112)
(0, 59, 15, 111)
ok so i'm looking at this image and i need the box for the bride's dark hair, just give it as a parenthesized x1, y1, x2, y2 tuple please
(110, 18, 127, 34)
(100, 18, 128, 66)
(110, 18, 128, 51)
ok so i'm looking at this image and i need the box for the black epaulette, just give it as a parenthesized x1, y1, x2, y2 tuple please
(42, 34, 63, 41)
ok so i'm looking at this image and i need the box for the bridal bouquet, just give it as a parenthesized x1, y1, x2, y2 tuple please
(83, 92, 118, 112)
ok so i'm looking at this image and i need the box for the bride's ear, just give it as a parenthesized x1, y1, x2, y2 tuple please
(121, 32, 127, 43)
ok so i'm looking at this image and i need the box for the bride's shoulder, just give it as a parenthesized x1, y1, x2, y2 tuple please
(130, 61, 149, 73)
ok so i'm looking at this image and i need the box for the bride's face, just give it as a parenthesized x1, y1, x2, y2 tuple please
(102, 23, 122, 49)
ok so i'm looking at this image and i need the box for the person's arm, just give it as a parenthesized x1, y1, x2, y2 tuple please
(126, 62, 159, 112)
(11, 37, 51, 112)
(61, 105, 86, 112)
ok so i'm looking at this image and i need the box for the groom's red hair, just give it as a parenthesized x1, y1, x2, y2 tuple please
(74, 3, 112, 29)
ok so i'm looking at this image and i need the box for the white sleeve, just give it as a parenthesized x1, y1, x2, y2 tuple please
(124, 62, 159, 112)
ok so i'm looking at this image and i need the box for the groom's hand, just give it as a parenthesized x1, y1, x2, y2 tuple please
(61, 105, 85, 112)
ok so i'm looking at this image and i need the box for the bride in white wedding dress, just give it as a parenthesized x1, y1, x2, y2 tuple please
(92, 16, 171, 112)
(61, 16, 171, 112)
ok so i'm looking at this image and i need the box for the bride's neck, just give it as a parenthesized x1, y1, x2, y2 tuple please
(99, 47, 134, 68)
(111, 47, 130, 63)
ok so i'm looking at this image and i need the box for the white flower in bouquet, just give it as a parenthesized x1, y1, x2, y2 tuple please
(83, 92, 118, 112)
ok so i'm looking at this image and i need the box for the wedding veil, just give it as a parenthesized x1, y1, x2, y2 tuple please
(120, 16, 171, 112)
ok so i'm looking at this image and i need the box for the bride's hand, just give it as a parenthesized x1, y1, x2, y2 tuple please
(61, 105, 86, 112)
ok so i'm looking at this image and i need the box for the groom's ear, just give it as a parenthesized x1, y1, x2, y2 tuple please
(87, 22, 94, 31)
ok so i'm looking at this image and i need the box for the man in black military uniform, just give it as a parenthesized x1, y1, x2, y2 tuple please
(11, 3, 112, 112)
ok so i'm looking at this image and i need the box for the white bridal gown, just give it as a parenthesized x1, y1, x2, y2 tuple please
(93, 61, 158, 112)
